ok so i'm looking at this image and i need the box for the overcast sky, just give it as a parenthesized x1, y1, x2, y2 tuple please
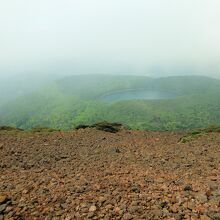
(0, 0, 220, 77)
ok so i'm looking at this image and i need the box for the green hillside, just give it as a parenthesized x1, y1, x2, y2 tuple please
(0, 75, 220, 130)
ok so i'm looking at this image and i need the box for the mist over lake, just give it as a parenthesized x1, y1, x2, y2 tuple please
(101, 89, 179, 102)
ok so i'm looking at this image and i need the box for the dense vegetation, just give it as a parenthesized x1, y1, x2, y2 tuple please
(0, 75, 220, 130)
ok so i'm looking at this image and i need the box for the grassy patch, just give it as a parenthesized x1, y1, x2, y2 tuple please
(199, 125, 220, 133)
(75, 121, 123, 133)
(0, 126, 23, 131)
(179, 125, 220, 143)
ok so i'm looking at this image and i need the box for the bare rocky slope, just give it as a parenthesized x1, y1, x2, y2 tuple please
(0, 128, 220, 219)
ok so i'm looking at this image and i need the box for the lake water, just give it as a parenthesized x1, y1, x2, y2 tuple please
(101, 89, 179, 102)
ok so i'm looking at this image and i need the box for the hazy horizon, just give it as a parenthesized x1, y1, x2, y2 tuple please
(1, 0, 220, 78)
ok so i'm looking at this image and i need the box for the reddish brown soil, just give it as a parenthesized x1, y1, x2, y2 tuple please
(0, 129, 220, 220)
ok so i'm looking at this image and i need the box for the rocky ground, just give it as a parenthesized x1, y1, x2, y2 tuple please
(0, 128, 220, 220)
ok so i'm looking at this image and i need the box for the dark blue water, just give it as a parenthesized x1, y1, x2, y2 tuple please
(101, 89, 178, 102)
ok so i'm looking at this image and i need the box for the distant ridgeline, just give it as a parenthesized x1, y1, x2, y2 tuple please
(0, 75, 220, 131)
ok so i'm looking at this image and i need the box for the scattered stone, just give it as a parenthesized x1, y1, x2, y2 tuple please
(160, 201, 168, 208)
(149, 209, 163, 218)
(110, 147, 121, 154)
(115, 148, 121, 153)
(123, 213, 133, 220)
(105, 204, 113, 210)
(157, 178, 164, 183)
(212, 189, 220, 196)
(144, 176, 154, 183)
(183, 184, 192, 191)
(128, 206, 139, 214)
(131, 185, 140, 193)
(194, 192, 208, 203)
(114, 207, 121, 214)
(89, 205, 97, 212)
(172, 213, 183, 220)
(31, 211, 41, 217)
(207, 211, 220, 220)
(0, 196, 8, 204)
(170, 203, 179, 213)
(0, 204, 6, 214)
(87, 212, 95, 218)
(208, 196, 220, 206)
(187, 201, 195, 210)
(98, 196, 107, 204)
(76, 186, 86, 193)
(200, 215, 211, 220)
(207, 181, 218, 190)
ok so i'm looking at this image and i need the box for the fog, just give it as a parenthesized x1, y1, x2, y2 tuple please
(1, 0, 220, 78)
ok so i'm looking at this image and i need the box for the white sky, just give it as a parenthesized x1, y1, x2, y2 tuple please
(0, 0, 220, 76)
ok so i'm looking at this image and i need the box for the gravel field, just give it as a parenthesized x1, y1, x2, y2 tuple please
(0, 128, 220, 219)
